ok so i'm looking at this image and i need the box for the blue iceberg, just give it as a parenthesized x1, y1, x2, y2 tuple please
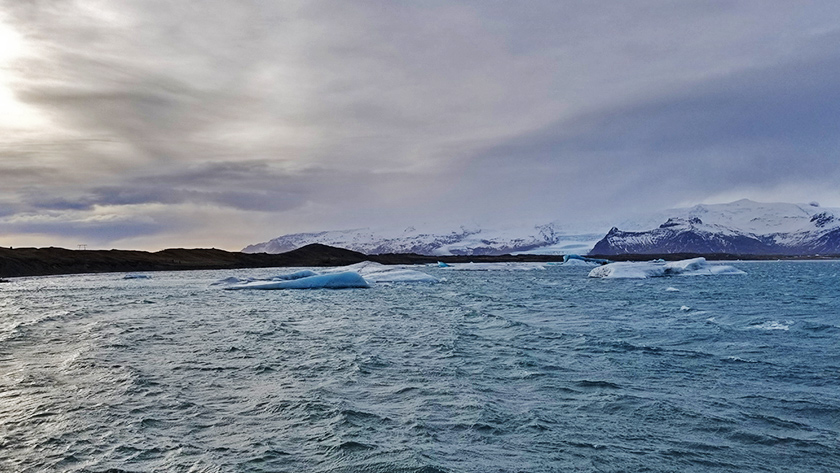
(224, 271, 370, 290)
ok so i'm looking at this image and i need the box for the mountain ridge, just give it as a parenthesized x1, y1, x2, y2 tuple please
(243, 224, 603, 256)
(244, 199, 840, 257)
(590, 199, 840, 255)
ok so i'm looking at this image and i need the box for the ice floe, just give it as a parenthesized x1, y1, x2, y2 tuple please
(561, 258, 599, 267)
(748, 321, 792, 331)
(323, 262, 439, 283)
(564, 254, 611, 265)
(272, 270, 319, 280)
(224, 272, 370, 290)
(588, 257, 746, 279)
(440, 262, 547, 271)
(217, 261, 438, 289)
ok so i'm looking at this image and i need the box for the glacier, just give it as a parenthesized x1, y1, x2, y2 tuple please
(243, 223, 605, 256)
(588, 257, 746, 279)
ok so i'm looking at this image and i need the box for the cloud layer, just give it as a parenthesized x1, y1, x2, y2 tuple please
(2, 1, 839, 249)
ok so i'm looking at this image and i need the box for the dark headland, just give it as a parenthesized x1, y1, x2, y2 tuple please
(1, 244, 837, 279)
(0, 244, 566, 279)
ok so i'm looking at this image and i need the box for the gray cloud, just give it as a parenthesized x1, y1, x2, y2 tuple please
(4, 217, 169, 244)
(2, 1, 840, 249)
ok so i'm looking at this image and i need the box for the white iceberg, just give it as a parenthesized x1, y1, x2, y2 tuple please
(324, 261, 439, 283)
(270, 270, 319, 280)
(224, 271, 370, 290)
(220, 262, 438, 289)
(588, 257, 746, 279)
(212, 270, 319, 286)
(211, 276, 251, 285)
(442, 262, 547, 271)
(562, 258, 599, 267)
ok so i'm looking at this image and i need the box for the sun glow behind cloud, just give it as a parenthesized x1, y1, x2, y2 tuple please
(0, 16, 49, 130)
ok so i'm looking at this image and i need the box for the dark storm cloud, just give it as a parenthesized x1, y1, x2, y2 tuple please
(4, 218, 169, 244)
(461, 39, 840, 214)
(24, 161, 313, 213)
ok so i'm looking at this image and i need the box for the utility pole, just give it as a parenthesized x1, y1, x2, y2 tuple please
(77, 244, 87, 250)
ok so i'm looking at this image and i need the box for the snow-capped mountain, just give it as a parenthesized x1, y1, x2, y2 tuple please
(590, 199, 840, 255)
(243, 224, 604, 256)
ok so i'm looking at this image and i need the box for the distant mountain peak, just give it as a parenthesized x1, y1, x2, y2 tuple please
(243, 223, 604, 256)
(244, 200, 840, 257)
(590, 200, 840, 256)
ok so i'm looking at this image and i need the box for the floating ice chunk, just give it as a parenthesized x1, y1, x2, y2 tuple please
(588, 257, 745, 279)
(364, 269, 439, 283)
(123, 274, 151, 279)
(322, 261, 438, 283)
(213, 270, 318, 286)
(270, 270, 318, 280)
(680, 305, 690, 311)
(211, 276, 253, 285)
(564, 254, 611, 265)
(666, 287, 680, 292)
(221, 261, 437, 288)
(587, 262, 659, 279)
(562, 258, 598, 267)
(444, 262, 546, 271)
(437, 261, 451, 268)
(748, 321, 791, 331)
(225, 271, 369, 290)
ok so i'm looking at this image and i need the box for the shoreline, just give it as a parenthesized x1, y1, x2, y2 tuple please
(1, 244, 838, 279)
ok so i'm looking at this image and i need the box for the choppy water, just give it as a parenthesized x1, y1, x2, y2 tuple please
(1, 261, 839, 472)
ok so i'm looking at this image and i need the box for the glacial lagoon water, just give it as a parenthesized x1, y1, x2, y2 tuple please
(1, 261, 839, 472)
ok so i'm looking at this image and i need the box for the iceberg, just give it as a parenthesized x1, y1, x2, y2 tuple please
(219, 261, 438, 289)
(212, 270, 319, 286)
(564, 254, 611, 265)
(270, 270, 319, 280)
(442, 262, 547, 271)
(211, 276, 255, 285)
(224, 272, 370, 290)
(324, 261, 439, 283)
(588, 257, 746, 279)
(562, 258, 599, 267)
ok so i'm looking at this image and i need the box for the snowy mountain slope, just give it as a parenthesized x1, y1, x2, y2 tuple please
(243, 224, 604, 256)
(244, 200, 840, 256)
(590, 199, 840, 255)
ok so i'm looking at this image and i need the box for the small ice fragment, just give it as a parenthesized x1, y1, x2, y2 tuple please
(271, 270, 318, 280)
(749, 321, 791, 331)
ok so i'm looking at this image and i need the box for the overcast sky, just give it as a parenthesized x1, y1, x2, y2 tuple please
(2, 0, 839, 250)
